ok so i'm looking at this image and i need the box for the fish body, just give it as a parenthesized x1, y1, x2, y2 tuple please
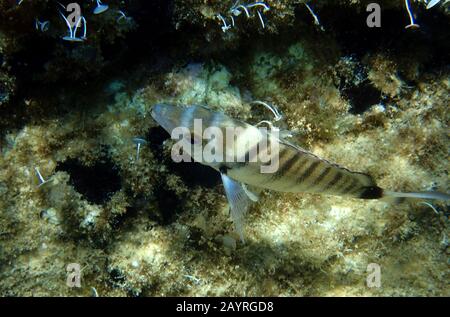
(151, 103, 450, 240)
(228, 138, 381, 199)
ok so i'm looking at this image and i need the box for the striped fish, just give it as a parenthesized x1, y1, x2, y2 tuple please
(151, 103, 450, 241)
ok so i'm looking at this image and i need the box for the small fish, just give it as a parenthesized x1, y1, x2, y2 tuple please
(151, 104, 450, 241)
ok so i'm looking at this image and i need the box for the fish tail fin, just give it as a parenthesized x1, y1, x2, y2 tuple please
(381, 190, 450, 204)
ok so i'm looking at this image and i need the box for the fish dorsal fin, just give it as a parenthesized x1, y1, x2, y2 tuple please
(277, 137, 376, 187)
(221, 173, 254, 243)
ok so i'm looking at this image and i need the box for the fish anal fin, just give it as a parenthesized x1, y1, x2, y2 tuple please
(242, 184, 259, 202)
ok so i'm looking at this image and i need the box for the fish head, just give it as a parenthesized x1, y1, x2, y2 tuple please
(151, 103, 185, 133)
(151, 103, 206, 146)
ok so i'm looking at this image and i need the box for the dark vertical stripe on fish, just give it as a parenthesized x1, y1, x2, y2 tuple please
(340, 177, 360, 195)
(297, 160, 321, 184)
(335, 175, 351, 194)
(324, 172, 343, 191)
(312, 166, 332, 188)
(271, 151, 298, 181)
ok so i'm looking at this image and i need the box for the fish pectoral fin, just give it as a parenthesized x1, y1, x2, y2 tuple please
(221, 173, 253, 243)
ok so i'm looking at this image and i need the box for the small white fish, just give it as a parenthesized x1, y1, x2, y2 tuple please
(151, 104, 450, 241)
